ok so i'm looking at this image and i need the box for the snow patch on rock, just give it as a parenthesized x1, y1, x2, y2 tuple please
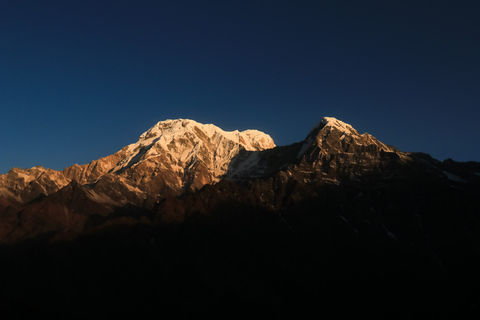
(443, 171, 467, 183)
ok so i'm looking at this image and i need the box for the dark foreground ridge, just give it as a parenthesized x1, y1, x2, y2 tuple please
(1, 117, 480, 319)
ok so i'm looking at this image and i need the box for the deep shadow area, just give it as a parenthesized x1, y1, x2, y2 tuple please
(0, 208, 479, 317)
(0, 156, 479, 319)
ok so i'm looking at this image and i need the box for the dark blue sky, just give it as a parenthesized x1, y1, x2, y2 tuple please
(1, 0, 479, 173)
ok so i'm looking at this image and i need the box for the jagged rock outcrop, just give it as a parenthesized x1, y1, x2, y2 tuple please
(296, 117, 408, 181)
(303, 117, 397, 155)
(0, 166, 70, 205)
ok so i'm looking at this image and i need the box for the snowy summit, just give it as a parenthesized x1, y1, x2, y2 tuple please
(310, 117, 358, 136)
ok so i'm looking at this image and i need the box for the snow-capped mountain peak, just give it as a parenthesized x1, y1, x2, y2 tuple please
(297, 116, 397, 158)
(137, 119, 274, 150)
(309, 117, 358, 136)
(320, 117, 357, 133)
(115, 119, 275, 172)
(94, 119, 276, 196)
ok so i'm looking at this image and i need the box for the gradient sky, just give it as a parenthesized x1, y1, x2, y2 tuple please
(1, 0, 479, 173)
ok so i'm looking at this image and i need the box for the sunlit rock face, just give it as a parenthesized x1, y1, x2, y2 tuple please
(110, 119, 275, 197)
(303, 117, 397, 155)
(296, 117, 406, 182)
(0, 166, 70, 205)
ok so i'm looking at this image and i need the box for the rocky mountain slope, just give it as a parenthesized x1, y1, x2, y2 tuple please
(1, 117, 479, 319)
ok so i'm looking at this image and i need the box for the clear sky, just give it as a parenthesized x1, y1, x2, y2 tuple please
(1, 0, 479, 173)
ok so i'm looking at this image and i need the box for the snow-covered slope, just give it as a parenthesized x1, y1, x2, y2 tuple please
(1, 119, 276, 206)
(112, 119, 274, 174)
(104, 119, 275, 198)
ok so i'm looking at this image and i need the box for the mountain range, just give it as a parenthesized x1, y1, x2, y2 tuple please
(1, 117, 479, 319)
